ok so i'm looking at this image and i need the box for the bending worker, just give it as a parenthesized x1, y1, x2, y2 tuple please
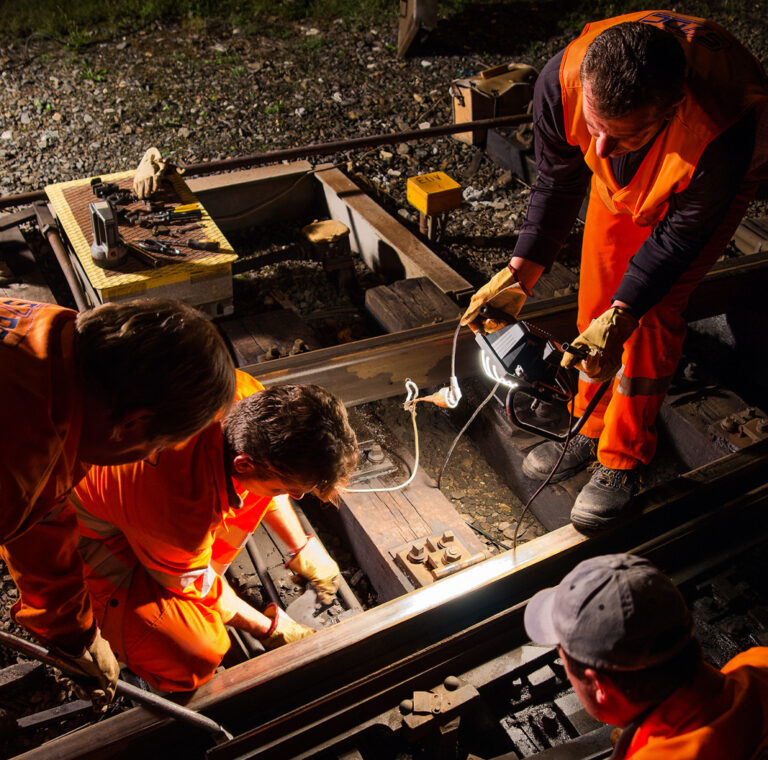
(525, 553, 768, 758)
(0, 297, 236, 708)
(70, 371, 359, 692)
(461, 12, 768, 532)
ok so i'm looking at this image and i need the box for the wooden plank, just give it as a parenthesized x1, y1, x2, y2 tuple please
(365, 277, 461, 332)
(219, 309, 322, 366)
(531, 262, 579, 300)
(0, 227, 56, 303)
(315, 166, 473, 298)
(340, 410, 489, 601)
(659, 385, 768, 470)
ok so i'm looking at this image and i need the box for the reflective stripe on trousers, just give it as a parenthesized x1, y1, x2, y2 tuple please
(573, 173, 759, 470)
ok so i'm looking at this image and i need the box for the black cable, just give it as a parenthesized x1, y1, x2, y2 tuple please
(437, 381, 499, 490)
(512, 371, 577, 551)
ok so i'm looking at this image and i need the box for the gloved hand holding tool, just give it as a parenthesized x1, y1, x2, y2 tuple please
(0, 628, 233, 741)
(561, 306, 639, 382)
(133, 147, 167, 199)
(287, 535, 341, 606)
(258, 603, 316, 649)
(54, 626, 120, 712)
(460, 264, 534, 333)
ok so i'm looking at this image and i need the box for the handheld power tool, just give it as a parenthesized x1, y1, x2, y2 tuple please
(474, 306, 609, 442)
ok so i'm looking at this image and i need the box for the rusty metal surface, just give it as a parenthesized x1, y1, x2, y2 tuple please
(19, 438, 768, 760)
(243, 248, 768, 407)
(393, 530, 486, 588)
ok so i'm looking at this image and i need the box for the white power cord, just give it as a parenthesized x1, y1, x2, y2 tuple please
(342, 324, 464, 494)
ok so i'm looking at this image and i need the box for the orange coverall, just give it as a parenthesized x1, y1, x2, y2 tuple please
(0, 298, 94, 651)
(71, 371, 273, 692)
(625, 647, 768, 759)
(560, 12, 768, 469)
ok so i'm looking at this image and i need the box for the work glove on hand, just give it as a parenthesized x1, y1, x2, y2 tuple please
(133, 147, 166, 199)
(59, 628, 120, 712)
(561, 307, 638, 382)
(287, 535, 340, 605)
(258, 603, 316, 649)
(460, 266, 527, 333)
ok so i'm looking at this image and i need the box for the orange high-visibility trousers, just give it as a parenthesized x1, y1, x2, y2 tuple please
(574, 173, 760, 470)
(85, 552, 231, 693)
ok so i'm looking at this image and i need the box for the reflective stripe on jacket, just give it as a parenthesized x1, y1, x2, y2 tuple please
(73, 371, 272, 609)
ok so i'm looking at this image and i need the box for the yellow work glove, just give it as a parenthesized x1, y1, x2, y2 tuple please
(460, 266, 527, 333)
(258, 603, 316, 649)
(561, 307, 638, 382)
(60, 628, 120, 712)
(287, 535, 340, 605)
(133, 146, 167, 199)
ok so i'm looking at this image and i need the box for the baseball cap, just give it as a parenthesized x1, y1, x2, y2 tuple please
(524, 553, 693, 670)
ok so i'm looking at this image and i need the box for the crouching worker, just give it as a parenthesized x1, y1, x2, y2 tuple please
(70, 371, 358, 692)
(524, 554, 768, 759)
(0, 297, 235, 709)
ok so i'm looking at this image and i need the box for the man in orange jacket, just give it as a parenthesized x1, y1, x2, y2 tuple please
(71, 371, 359, 692)
(0, 297, 235, 709)
(462, 12, 768, 532)
(525, 553, 768, 759)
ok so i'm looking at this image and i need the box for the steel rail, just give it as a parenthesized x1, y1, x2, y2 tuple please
(243, 249, 768, 406)
(0, 116, 531, 210)
(0, 630, 233, 743)
(19, 438, 768, 760)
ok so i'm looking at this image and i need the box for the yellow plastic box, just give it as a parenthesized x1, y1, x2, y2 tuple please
(406, 171, 462, 216)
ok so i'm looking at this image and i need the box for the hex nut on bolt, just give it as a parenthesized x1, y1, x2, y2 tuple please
(367, 444, 385, 463)
(408, 544, 426, 563)
(443, 547, 461, 563)
(438, 530, 455, 548)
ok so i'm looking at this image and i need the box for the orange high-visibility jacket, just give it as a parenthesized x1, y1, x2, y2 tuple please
(560, 11, 768, 227)
(626, 647, 768, 759)
(0, 299, 94, 649)
(72, 371, 273, 620)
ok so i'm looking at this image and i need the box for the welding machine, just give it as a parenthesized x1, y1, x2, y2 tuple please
(475, 317, 609, 442)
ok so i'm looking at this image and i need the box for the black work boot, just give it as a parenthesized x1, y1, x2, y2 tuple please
(521, 434, 598, 483)
(570, 464, 639, 534)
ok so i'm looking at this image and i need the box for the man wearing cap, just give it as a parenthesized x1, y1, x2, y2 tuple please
(524, 554, 768, 758)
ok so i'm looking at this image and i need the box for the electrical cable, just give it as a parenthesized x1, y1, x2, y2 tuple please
(437, 381, 499, 490)
(511, 372, 577, 551)
(343, 379, 422, 494)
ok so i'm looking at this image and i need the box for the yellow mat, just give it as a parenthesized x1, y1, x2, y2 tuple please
(45, 170, 237, 301)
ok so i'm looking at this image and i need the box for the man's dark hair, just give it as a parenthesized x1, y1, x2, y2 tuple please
(224, 384, 359, 501)
(562, 638, 701, 705)
(580, 22, 687, 119)
(76, 298, 235, 440)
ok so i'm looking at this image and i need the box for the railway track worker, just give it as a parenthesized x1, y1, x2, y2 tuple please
(69, 371, 359, 693)
(524, 553, 768, 759)
(0, 297, 236, 709)
(461, 12, 768, 533)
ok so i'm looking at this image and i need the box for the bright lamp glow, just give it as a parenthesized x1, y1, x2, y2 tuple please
(480, 349, 518, 390)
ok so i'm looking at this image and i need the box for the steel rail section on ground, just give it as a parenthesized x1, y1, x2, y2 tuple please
(243, 250, 768, 406)
(17, 438, 768, 760)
